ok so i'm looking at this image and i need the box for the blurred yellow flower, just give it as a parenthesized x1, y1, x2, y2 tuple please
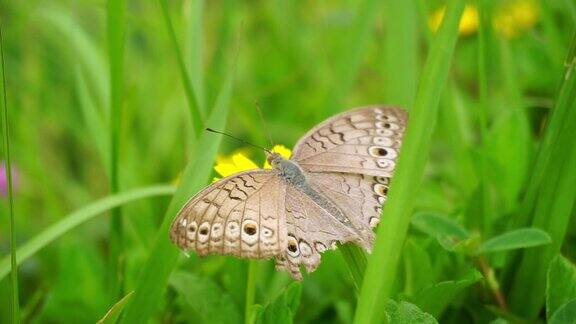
(493, 0, 540, 38)
(429, 1, 539, 39)
(429, 4, 479, 37)
(213, 144, 292, 181)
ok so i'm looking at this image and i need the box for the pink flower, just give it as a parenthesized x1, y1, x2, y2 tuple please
(0, 162, 18, 197)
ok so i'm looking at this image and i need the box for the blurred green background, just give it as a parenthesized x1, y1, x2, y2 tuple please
(1, 0, 575, 323)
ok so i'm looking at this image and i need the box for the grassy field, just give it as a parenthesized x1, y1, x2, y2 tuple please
(1, 0, 576, 323)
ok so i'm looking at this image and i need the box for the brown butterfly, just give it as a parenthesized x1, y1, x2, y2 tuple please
(170, 105, 407, 280)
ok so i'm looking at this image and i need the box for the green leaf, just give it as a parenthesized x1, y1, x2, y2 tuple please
(547, 255, 576, 319)
(549, 299, 576, 324)
(97, 291, 134, 324)
(169, 272, 241, 324)
(256, 282, 302, 324)
(0, 185, 175, 281)
(412, 269, 483, 317)
(353, 1, 465, 322)
(385, 300, 437, 324)
(477, 228, 551, 254)
(411, 212, 470, 240)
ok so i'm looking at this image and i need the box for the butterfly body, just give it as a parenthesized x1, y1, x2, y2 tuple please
(170, 106, 407, 280)
(270, 152, 359, 233)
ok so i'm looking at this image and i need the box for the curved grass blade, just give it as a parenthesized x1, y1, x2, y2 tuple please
(0, 185, 176, 282)
(353, 1, 465, 323)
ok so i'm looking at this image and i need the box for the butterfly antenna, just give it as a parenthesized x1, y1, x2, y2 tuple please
(205, 128, 271, 154)
(254, 100, 274, 148)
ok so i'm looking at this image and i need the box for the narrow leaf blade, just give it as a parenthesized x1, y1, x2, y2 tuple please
(477, 228, 551, 254)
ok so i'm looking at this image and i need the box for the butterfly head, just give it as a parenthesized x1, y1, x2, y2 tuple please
(266, 152, 284, 168)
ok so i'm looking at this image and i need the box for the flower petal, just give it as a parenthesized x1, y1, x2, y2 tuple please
(214, 162, 240, 177)
(231, 153, 259, 171)
(272, 144, 292, 159)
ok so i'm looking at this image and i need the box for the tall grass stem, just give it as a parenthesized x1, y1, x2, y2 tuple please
(0, 22, 20, 324)
(353, 1, 464, 322)
(107, 0, 127, 301)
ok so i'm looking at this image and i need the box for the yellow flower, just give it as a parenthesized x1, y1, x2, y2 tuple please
(214, 153, 259, 178)
(493, 0, 539, 38)
(429, 4, 479, 37)
(429, 1, 539, 39)
(213, 145, 292, 181)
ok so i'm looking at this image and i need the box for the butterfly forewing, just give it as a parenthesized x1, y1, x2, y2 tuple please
(291, 106, 407, 177)
(170, 170, 288, 259)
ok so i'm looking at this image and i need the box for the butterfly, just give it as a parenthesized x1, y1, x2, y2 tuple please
(169, 105, 407, 280)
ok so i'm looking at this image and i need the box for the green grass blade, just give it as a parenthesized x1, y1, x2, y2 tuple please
(321, 0, 381, 116)
(0, 22, 20, 324)
(97, 291, 134, 324)
(382, 0, 418, 108)
(476, 0, 492, 237)
(187, 0, 205, 114)
(75, 68, 109, 169)
(159, 0, 204, 136)
(107, 0, 127, 301)
(508, 32, 576, 319)
(339, 243, 367, 292)
(245, 260, 258, 324)
(338, 0, 421, 291)
(353, 1, 465, 323)
(0, 185, 175, 282)
(331, 0, 400, 288)
(120, 50, 237, 323)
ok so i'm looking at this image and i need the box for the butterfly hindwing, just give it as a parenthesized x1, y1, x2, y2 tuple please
(274, 184, 359, 280)
(169, 170, 288, 259)
(307, 172, 392, 238)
